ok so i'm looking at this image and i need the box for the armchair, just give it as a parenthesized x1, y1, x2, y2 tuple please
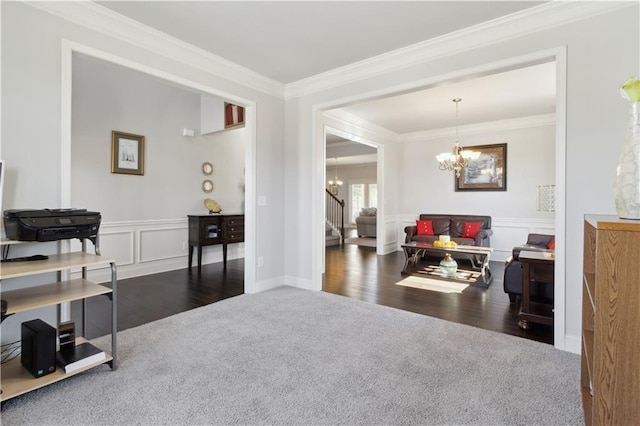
(503, 233, 555, 304)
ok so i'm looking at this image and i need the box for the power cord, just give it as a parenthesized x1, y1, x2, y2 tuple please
(1, 340, 21, 364)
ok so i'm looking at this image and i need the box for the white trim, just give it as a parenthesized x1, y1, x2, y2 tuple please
(60, 40, 257, 294)
(30, 1, 284, 98)
(553, 47, 568, 352)
(286, 2, 631, 98)
(324, 110, 399, 143)
(398, 114, 556, 143)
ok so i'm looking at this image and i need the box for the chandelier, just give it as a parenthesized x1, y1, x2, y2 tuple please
(435, 98, 480, 177)
(328, 157, 342, 194)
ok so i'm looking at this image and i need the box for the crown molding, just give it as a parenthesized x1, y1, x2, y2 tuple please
(397, 113, 556, 143)
(285, 1, 633, 99)
(25, 0, 285, 99)
(324, 110, 399, 144)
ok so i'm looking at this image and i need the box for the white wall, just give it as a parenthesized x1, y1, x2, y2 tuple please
(72, 53, 246, 221)
(399, 122, 555, 217)
(289, 5, 639, 352)
(0, 2, 285, 342)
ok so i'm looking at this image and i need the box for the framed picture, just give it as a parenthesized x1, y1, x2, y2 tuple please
(111, 131, 145, 175)
(455, 143, 507, 191)
(224, 102, 245, 129)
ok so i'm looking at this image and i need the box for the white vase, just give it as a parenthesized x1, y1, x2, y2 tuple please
(614, 102, 640, 220)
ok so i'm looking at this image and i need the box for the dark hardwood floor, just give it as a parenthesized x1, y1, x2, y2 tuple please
(75, 236, 552, 345)
(323, 241, 553, 345)
(72, 259, 244, 339)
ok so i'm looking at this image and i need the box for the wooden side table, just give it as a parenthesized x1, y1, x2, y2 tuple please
(518, 250, 554, 330)
(187, 214, 244, 272)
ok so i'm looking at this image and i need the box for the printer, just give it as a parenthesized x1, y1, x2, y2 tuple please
(3, 209, 101, 243)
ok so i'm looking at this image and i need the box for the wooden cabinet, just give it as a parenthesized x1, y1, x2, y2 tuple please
(187, 214, 244, 271)
(0, 242, 117, 401)
(581, 215, 640, 425)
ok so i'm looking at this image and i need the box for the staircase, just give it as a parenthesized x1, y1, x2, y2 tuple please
(325, 223, 341, 247)
(326, 189, 345, 246)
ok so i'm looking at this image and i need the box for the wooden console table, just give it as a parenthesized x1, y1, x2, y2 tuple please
(187, 214, 244, 272)
(518, 250, 554, 330)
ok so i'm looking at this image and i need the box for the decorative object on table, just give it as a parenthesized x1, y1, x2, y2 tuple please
(202, 179, 214, 193)
(111, 131, 145, 175)
(202, 162, 213, 176)
(439, 253, 458, 278)
(204, 198, 221, 214)
(455, 143, 507, 191)
(614, 76, 640, 220)
(536, 184, 556, 212)
(436, 98, 480, 177)
(328, 157, 342, 195)
(224, 102, 245, 129)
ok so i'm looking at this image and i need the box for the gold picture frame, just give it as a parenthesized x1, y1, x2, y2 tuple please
(455, 143, 507, 191)
(111, 131, 145, 175)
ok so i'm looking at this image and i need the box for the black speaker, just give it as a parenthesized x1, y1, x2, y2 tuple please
(21, 319, 57, 378)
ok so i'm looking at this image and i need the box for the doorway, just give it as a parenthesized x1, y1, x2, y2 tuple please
(315, 49, 566, 349)
(60, 41, 257, 294)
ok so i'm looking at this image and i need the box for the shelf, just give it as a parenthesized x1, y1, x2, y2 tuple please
(0, 338, 112, 402)
(0, 252, 114, 279)
(2, 279, 112, 315)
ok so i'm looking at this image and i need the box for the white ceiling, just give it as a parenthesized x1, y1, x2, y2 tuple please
(98, 1, 545, 84)
(95, 1, 555, 164)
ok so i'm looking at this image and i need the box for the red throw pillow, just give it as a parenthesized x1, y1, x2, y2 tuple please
(547, 238, 556, 250)
(416, 220, 434, 236)
(463, 222, 483, 239)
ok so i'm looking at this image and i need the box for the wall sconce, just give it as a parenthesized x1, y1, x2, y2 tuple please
(536, 184, 555, 212)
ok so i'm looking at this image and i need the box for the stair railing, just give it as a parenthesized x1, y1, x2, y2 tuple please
(326, 189, 345, 244)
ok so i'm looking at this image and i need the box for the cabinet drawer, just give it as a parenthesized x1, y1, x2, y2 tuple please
(226, 231, 244, 243)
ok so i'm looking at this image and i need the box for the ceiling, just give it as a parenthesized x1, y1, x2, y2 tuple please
(96, 1, 555, 164)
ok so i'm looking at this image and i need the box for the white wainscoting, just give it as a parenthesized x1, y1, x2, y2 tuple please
(381, 218, 399, 254)
(393, 215, 555, 262)
(70, 218, 244, 283)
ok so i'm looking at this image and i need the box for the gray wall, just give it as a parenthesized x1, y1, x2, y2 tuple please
(71, 54, 245, 221)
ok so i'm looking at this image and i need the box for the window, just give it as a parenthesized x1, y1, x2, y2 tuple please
(350, 180, 377, 223)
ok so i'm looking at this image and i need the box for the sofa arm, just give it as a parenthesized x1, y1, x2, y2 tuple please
(474, 229, 493, 247)
(404, 225, 417, 243)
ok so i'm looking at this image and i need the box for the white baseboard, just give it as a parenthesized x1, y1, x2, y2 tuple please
(561, 334, 581, 354)
(284, 275, 317, 291)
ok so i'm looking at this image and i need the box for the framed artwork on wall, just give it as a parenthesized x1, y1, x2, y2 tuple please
(455, 143, 507, 191)
(111, 131, 145, 175)
(224, 102, 245, 129)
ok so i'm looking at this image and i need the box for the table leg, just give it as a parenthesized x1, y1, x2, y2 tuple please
(188, 245, 193, 268)
(197, 246, 203, 273)
(519, 262, 532, 329)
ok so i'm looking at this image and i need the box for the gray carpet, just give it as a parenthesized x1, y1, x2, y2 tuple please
(1, 286, 582, 425)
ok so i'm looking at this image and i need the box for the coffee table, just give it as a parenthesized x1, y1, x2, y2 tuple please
(401, 241, 493, 287)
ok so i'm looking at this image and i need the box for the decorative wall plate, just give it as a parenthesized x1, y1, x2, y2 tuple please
(202, 162, 213, 175)
(204, 198, 221, 213)
(202, 179, 214, 193)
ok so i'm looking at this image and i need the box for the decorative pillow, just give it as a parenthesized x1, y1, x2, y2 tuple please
(416, 220, 434, 236)
(547, 238, 556, 250)
(360, 207, 377, 216)
(462, 222, 483, 239)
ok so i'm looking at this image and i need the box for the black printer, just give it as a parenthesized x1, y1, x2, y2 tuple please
(3, 209, 101, 243)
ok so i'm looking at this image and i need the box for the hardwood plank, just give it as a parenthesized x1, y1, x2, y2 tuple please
(73, 242, 551, 345)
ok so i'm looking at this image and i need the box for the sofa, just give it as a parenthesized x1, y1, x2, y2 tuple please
(355, 207, 377, 237)
(503, 233, 555, 304)
(404, 214, 493, 247)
